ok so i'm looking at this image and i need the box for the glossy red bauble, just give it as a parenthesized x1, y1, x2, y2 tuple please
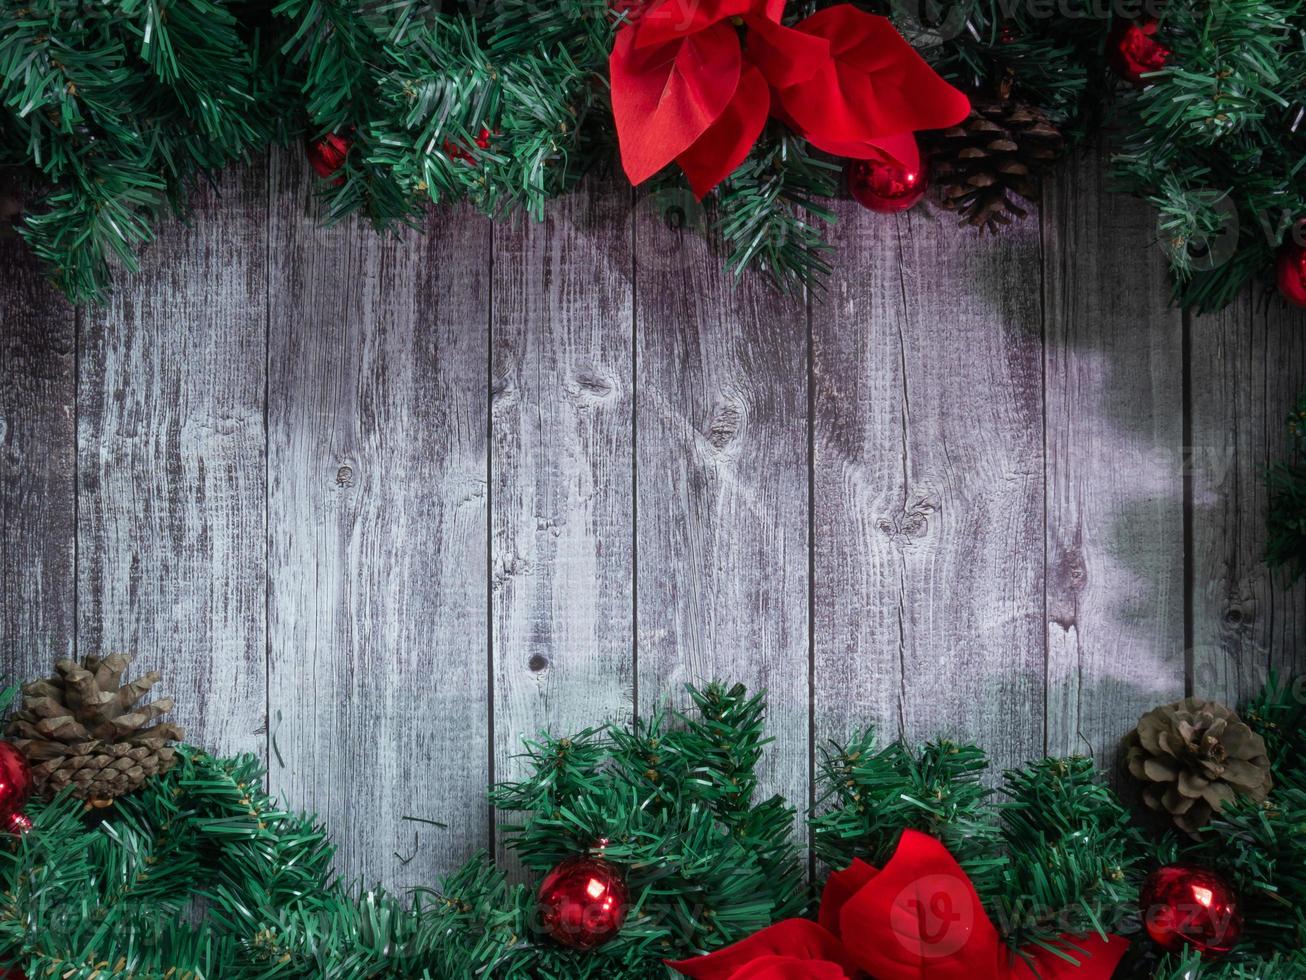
(1140, 864, 1242, 957)
(1109, 17, 1171, 86)
(1277, 240, 1306, 309)
(0, 743, 33, 825)
(305, 133, 351, 185)
(536, 855, 629, 949)
(846, 154, 929, 214)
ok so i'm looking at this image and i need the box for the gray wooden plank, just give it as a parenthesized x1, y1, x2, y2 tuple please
(1191, 296, 1306, 706)
(76, 165, 267, 758)
(634, 199, 809, 829)
(267, 152, 491, 889)
(0, 240, 77, 680)
(490, 181, 635, 855)
(1043, 148, 1187, 762)
(813, 201, 1046, 777)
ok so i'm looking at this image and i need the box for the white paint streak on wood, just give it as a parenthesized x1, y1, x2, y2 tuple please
(814, 201, 1046, 776)
(490, 182, 635, 863)
(267, 151, 491, 887)
(634, 197, 810, 838)
(1043, 148, 1187, 762)
(77, 166, 267, 758)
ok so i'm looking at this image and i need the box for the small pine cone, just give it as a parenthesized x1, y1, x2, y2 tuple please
(925, 93, 1065, 233)
(1123, 697, 1272, 836)
(6, 655, 185, 805)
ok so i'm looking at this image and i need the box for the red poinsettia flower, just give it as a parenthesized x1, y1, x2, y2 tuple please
(609, 0, 784, 198)
(669, 831, 1130, 980)
(609, 1, 970, 198)
(759, 5, 972, 175)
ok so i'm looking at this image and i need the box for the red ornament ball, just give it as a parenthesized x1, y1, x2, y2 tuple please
(1140, 864, 1242, 957)
(1277, 240, 1306, 309)
(537, 855, 629, 949)
(0, 743, 32, 824)
(1109, 17, 1171, 86)
(846, 153, 928, 214)
(305, 133, 351, 185)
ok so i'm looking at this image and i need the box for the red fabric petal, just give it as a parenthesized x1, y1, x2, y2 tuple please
(676, 63, 770, 198)
(745, 17, 830, 89)
(667, 919, 856, 979)
(863, 134, 920, 169)
(772, 6, 969, 150)
(610, 21, 743, 185)
(635, 0, 784, 49)
(730, 956, 851, 980)
(1008, 934, 1132, 980)
(817, 859, 878, 937)
(837, 830, 1003, 980)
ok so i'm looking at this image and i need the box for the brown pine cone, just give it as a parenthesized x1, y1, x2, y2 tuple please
(1123, 697, 1272, 835)
(925, 92, 1065, 233)
(6, 655, 185, 805)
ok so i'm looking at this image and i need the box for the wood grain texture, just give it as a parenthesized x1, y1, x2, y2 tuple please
(490, 181, 635, 836)
(76, 166, 267, 757)
(813, 203, 1046, 776)
(1043, 148, 1187, 763)
(1190, 296, 1306, 706)
(267, 152, 491, 888)
(6, 153, 1306, 892)
(0, 239, 77, 677)
(634, 196, 810, 827)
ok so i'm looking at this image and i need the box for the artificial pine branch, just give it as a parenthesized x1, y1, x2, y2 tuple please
(716, 131, 839, 293)
(0, 0, 290, 302)
(1112, 0, 1306, 311)
(811, 730, 998, 875)
(0, 676, 1304, 976)
(996, 758, 1147, 952)
(478, 683, 806, 976)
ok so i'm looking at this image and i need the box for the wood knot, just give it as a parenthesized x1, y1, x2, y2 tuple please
(567, 369, 619, 408)
(491, 375, 517, 416)
(1051, 546, 1088, 593)
(1047, 544, 1087, 630)
(1221, 598, 1256, 634)
(876, 502, 934, 541)
(705, 399, 744, 454)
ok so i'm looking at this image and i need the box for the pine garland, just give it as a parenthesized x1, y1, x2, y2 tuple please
(1112, 0, 1306, 312)
(2, 0, 1304, 308)
(0, 0, 1295, 307)
(0, 0, 291, 303)
(0, 675, 1303, 978)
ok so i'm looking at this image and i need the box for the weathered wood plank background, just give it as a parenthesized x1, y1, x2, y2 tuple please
(1, 150, 1303, 891)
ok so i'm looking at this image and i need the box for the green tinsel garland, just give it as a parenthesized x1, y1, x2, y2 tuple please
(0, 678, 1303, 978)
(1, 0, 1303, 308)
